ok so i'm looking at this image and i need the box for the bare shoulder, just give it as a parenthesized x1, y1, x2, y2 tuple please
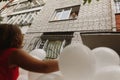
(11, 48, 28, 54)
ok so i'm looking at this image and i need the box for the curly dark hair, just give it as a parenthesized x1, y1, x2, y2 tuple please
(0, 24, 23, 50)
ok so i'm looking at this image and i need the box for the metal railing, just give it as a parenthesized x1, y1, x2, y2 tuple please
(24, 34, 73, 59)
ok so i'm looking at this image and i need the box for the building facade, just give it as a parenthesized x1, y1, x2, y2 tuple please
(24, 0, 117, 59)
(1, 0, 45, 34)
(1, 0, 120, 59)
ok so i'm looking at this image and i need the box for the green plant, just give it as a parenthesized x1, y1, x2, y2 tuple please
(83, 0, 99, 4)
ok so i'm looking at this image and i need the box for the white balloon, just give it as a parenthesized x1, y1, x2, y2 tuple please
(30, 49, 46, 60)
(94, 66, 120, 80)
(17, 75, 28, 80)
(28, 72, 43, 80)
(28, 49, 46, 80)
(35, 71, 64, 80)
(17, 68, 28, 80)
(59, 43, 96, 80)
(92, 47, 120, 69)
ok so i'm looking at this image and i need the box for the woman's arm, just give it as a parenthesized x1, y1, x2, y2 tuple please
(9, 49, 59, 73)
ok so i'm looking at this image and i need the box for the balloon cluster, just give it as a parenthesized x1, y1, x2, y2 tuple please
(18, 49, 47, 80)
(19, 49, 64, 80)
(30, 49, 46, 60)
(29, 49, 63, 80)
(18, 44, 120, 80)
(92, 47, 120, 80)
(58, 43, 120, 80)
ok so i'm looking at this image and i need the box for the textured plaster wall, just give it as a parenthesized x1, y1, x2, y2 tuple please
(28, 0, 114, 33)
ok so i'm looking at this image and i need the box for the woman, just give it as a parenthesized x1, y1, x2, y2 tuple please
(0, 24, 59, 80)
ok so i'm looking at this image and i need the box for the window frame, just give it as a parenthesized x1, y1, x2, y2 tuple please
(115, 0, 120, 13)
(50, 5, 80, 22)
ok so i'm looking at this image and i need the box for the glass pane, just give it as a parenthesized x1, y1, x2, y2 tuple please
(115, 0, 120, 13)
(60, 9, 71, 19)
(54, 10, 62, 20)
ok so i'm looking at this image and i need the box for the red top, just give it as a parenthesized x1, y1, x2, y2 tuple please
(0, 48, 19, 80)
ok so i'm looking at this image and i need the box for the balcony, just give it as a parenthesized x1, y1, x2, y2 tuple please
(80, 32, 120, 55)
(19, 22, 31, 26)
(13, 0, 45, 12)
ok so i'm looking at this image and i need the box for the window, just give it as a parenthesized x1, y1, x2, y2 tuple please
(115, 0, 120, 13)
(61, 8, 71, 19)
(25, 32, 73, 59)
(54, 8, 71, 20)
(54, 10, 63, 20)
(52, 5, 80, 21)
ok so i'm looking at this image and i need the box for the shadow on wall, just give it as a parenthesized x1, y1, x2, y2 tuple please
(80, 32, 120, 55)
